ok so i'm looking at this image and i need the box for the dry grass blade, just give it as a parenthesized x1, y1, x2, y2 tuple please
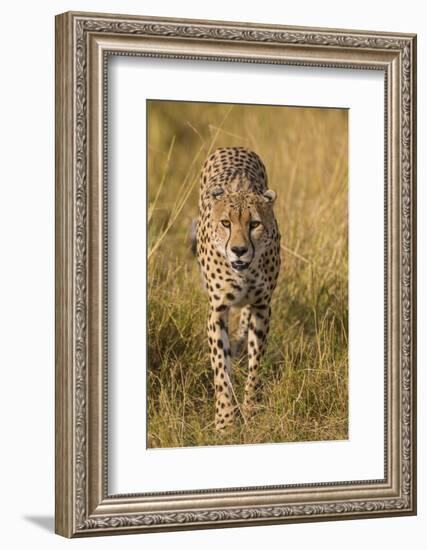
(148, 135, 176, 224)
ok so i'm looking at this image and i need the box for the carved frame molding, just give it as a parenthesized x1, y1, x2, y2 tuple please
(55, 11, 416, 537)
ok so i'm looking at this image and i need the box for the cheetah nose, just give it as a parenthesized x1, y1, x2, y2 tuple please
(231, 246, 248, 257)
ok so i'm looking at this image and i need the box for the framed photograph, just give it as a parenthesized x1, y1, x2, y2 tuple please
(55, 11, 417, 537)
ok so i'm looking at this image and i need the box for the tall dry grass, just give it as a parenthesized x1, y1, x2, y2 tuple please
(147, 100, 348, 448)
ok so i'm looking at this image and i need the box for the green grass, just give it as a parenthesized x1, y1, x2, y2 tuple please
(147, 100, 348, 448)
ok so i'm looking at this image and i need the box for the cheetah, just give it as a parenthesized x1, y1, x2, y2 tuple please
(195, 147, 281, 430)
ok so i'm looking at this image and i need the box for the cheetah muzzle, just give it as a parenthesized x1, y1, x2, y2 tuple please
(195, 147, 281, 431)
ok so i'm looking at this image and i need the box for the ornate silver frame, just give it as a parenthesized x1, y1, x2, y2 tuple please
(55, 11, 417, 537)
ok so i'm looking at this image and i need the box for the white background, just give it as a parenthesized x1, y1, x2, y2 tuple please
(109, 59, 384, 493)
(0, 1, 424, 548)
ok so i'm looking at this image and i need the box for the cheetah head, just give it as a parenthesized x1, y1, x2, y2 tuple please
(210, 187, 277, 273)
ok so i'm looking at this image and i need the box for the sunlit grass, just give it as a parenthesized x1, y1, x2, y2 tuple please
(147, 100, 348, 448)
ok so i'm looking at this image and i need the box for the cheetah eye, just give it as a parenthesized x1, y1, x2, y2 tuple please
(250, 221, 261, 229)
(220, 220, 231, 228)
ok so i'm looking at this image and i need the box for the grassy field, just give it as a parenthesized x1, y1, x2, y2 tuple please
(147, 100, 348, 448)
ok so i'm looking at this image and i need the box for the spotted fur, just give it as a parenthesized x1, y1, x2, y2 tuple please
(195, 147, 281, 429)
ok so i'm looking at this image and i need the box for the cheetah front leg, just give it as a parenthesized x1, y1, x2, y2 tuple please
(243, 303, 271, 417)
(207, 306, 236, 430)
(230, 304, 251, 358)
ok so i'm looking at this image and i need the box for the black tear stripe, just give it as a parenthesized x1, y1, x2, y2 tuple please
(248, 228, 255, 263)
(224, 225, 231, 264)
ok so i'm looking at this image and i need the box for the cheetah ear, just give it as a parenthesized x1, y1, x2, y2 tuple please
(211, 186, 225, 199)
(263, 189, 276, 204)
